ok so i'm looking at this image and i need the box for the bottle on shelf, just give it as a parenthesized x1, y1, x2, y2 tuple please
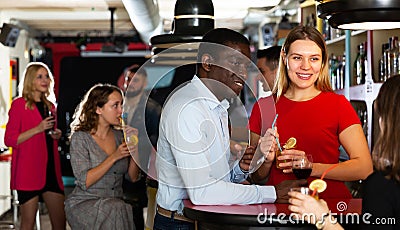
(322, 19, 330, 41)
(336, 54, 345, 89)
(379, 43, 390, 82)
(353, 42, 367, 85)
(388, 36, 399, 78)
(329, 53, 338, 90)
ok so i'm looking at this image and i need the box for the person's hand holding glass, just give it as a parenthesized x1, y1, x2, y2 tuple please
(47, 109, 56, 135)
(292, 154, 313, 180)
(46, 108, 62, 139)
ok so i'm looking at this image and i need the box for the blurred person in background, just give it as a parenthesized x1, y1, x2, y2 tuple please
(256, 45, 282, 92)
(5, 62, 66, 230)
(121, 65, 162, 230)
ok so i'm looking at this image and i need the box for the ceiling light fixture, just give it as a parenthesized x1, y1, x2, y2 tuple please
(150, 0, 214, 50)
(317, 0, 400, 30)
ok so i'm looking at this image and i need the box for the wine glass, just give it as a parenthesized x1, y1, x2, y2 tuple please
(47, 109, 56, 135)
(292, 154, 313, 179)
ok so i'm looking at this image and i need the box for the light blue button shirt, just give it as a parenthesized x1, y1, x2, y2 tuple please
(156, 76, 276, 213)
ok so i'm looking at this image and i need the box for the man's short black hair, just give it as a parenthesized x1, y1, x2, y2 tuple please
(257, 46, 282, 60)
(257, 46, 282, 70)
(197, 28, 250, 63)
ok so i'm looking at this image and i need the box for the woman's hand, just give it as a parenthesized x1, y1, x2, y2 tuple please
(49, 128, 62, 139)
(112, 142, 131, 162)
(288, 191, 329, 225)
(38, 117, 56, 133)
(279, 149, 306, 173)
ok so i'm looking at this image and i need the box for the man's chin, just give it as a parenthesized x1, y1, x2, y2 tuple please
(125, 91, 141, 98)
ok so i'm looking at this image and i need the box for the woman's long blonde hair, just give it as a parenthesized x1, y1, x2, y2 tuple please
(19, 62, 56, 110)
(273, 26, 333, 100)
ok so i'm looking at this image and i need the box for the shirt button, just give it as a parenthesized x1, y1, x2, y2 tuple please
(113, 172, 116, 174)
(111, 188, 114, 190)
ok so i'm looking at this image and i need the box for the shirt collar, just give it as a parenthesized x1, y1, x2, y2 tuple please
(191, 75, 230, 111)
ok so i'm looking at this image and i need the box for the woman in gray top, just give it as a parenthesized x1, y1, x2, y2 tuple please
(65, 83, 140, 229)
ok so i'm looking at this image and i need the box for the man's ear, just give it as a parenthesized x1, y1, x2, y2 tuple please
(201, 54, 213, 71)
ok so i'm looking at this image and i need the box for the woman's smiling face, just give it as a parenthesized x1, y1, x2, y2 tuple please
(284, 39, 322, 90)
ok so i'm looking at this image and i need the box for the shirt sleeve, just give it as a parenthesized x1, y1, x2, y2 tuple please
(231, 162, 249, 183)
(337, 95, 361, 133)
(70, 132, 91, 190)
(4, 99, 23, 148)
(249, 101, 262, 135)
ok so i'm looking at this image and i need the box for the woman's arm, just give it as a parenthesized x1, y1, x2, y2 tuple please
(311, 124, 373, 181)
(16, 117, 54, 144)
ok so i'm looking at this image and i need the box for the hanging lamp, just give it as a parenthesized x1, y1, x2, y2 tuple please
(317, 0, 400, 30)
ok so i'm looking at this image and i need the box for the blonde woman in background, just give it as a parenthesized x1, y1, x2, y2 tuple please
(5, 62, 66, 230)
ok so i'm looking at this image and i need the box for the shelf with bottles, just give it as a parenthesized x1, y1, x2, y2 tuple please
(371, 29, 400, 82)
(300, 0, 317, 27)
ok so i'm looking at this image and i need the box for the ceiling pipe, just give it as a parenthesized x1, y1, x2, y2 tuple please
(122, 0, 163, 44)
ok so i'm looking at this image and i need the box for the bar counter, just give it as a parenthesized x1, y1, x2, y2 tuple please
(184, 198, 361, 229)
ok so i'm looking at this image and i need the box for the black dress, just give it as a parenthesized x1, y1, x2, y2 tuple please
(362, 171, 400, 229)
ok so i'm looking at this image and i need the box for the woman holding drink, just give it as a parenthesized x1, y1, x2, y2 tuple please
(249, 26, 373, 198)
(288, 75, 400, 229)
(4, 62, 66, 230)
(65, 83, 140, 229)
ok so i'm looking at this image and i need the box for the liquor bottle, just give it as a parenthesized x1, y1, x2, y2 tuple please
(379, 43, 390, 82)
(336, 54, 346, 89)
(354, 42, 366, 85)
(388, 36, 399, 78)
(329, 54, 338, 90)
(322, 19, 330, 41)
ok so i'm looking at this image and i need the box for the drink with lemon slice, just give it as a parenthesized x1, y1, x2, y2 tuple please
(120, 115, 138, 150)
(276, 137, 297, 168)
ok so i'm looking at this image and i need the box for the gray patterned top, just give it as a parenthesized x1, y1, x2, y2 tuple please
(64, 130, 135, 230)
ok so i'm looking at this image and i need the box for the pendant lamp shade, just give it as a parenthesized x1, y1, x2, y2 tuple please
(317, 0, 400, 30)
(150, 0, 214, 50)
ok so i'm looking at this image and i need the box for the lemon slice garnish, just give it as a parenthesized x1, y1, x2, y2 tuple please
(309, 179, 327, 193)
(129, 135, 138, 146)
(283, 137, 297, 149)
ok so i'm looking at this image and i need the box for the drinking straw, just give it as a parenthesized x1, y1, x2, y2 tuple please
(271, 114, 282, 152)
(311, 164, 339, 197)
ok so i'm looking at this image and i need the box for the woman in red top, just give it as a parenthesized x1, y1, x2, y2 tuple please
(5, 62, 66, 230)
(249, 26, 373, 198)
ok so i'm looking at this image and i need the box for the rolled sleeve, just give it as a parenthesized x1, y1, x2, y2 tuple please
(231, 162, 248, 183)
